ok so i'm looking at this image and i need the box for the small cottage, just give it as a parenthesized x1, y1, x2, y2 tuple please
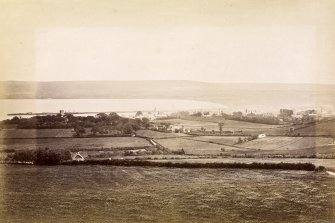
(257, 133, 266, 139)
(70, 152, 87, 161)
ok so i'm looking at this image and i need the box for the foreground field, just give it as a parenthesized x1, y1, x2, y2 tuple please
(0, 137, 152, 151)
(0, 165, 334, 223)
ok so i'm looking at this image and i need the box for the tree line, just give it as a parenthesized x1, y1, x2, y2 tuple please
(2, 112, 151, 136)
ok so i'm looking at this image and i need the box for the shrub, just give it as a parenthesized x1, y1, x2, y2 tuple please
(35, 148, 61, 165)
(123, 123, 134, 135)
(74, 125, 86, 136)
(11, 150, 36, 162)
(10, 148, 70, 165)
(3, 148, 15, 153)
(171, 149, 185, 155)
(316, 166, 326, 171)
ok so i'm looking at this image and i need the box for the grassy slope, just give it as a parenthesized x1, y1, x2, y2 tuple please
(1, 165, 334, 223)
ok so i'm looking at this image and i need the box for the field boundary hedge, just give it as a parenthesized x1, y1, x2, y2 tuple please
(63, 159, 320, 171)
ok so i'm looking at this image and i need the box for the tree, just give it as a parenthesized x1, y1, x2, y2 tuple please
(192, 112, 202, 117)
(131, 121, 141, 131)
(74, 125, 86, 136)
(108, 112, 121, 125)
(91, 121, 110, 135)
(142, 117, 150, 129)
(218, 122, 224, 135)
(11, 116, 20, 124)
(96, 113, 108, 123)
(123, 123, 134, 134)
(35, 148, 61, 165)
(135, 111, 143, 117)
(12, 150, 36, 162)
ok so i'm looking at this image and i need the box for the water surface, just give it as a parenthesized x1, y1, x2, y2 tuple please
(0, 99, 225, 120)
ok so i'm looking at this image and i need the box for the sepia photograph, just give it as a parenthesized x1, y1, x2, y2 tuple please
(0, 0, 335, 222)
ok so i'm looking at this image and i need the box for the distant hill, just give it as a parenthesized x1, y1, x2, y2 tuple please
(1, 81, 335, 112)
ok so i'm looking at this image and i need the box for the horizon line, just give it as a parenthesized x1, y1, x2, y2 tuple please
(1, 79, 334, 85)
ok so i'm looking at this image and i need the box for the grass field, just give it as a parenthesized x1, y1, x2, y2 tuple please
(154, 118, 285, 133)
(0, 128, 75, 138)
(154, 118, 219, 131)
(136, 129, 188, 139)
(188, 136, 248, 145)
(294, 121, 335, 136)
(238, 137, 333, 151)
(0, 165, 334, 223)
(0, 137, 152, 151)
(156, 138, 243, 155)
(155, 135, 335, 156)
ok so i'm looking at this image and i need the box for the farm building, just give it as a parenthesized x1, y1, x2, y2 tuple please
(124, 149, 149, 156)
(70, 152, 87, 161)
(257, 133, 266, 139)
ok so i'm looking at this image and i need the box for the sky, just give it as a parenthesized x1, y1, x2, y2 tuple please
(1, 0, 335, 84)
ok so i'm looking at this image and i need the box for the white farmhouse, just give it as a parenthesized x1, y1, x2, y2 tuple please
(257, 133, 266, 139)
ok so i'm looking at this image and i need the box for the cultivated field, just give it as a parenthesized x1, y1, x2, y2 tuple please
(0, 165, 334, 223)
(0, 137, 152, 151)
(238, 136, 333, 151)
(0, 128, 74, 138)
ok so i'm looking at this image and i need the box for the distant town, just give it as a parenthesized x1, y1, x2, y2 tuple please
(1, 108, 335, 136)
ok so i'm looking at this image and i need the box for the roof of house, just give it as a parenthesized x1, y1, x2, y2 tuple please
(70, 151, 88, 160)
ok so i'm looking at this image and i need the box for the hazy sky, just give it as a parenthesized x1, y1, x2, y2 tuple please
(1, 0, 335, 83)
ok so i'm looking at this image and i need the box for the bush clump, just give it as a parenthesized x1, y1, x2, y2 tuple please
(9, 148, 71, 165)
